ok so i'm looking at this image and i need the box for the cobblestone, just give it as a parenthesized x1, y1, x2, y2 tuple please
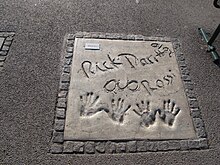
(116, 143, 126, 153)
(50, 144, 63, 154)
(193, 118, 205, 128)
(127, 141, 137, 153)
(95, 142, 105, 153)
(73, 142, 84, 153)
(58, 91, 68, 98)
(63, 66, 71, 73)
(63, 141, 74, 153)
(196, 127, 207, 138)
(61, 73, 70, 82)
(168, 141, 181, 150)
(136, 141, 146, 152)
(199, 138, 208, 149)
(180, 140, 189, 150)
(57, 98, 67, 108)
(52, 132, 64, 143)
(56, 108, 66, 119)
(0, 51, 7, 56)
(85, 142, 95, 154)
(59, 83, 69, 90)
(105, 141, 116, 154)
(188, 140, 200, 149)
(191, 108, 202, 118)
(158, 141, 169, 151)
(145, 142, 157, 152)
(54, 119, 65, 131)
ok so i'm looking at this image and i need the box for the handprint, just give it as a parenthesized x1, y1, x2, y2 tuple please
(80, 92, 102, 116)
(158, 99, 181, 126)
(133, 100, 157, 127)
(110, 98, 131, 123)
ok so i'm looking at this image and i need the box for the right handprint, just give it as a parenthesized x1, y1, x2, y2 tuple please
(158, 99, 181, 126)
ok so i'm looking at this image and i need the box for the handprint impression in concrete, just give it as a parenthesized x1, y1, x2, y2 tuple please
(80, 93, 180, 126)
(158, 99, 181, 126)
(110, 98, 131, 123)
(133, 100, 157, 127)
(80, 92, 108, 116)
(80, 93, 131, 123)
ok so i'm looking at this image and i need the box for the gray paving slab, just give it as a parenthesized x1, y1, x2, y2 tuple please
(0, 0, 220, 164)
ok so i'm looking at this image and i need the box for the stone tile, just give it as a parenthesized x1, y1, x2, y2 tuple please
(64, 37, 196, 141)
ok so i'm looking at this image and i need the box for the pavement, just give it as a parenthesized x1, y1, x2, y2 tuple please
(0, 0, 220, 164)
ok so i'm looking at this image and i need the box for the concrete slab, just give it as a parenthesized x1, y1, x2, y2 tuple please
(64, 37, 196, 140)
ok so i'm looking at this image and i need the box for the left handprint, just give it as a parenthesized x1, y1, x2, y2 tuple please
(80, 92, 101, 116)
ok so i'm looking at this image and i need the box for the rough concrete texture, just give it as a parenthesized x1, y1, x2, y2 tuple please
(0, 0, 220, 164)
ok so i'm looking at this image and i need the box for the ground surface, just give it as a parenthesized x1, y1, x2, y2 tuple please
(0, 0, 220, 164)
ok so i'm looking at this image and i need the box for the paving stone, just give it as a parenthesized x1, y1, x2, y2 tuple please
(158, 141, 169, 151)
(52, 132, 64, 143)
(168, 141, 181, 150)
(67, 34, 75, 40)
(73, 142, 84, 153)
(188, 140, 200, 149)
(189, 99, 199, 108)
(184, 82, 194, 90)
(136, 141, 146, 152)
(50, 144, 63, 154)
(85, 142, 95, 154)
(54, 119, 65, 131)
(0, 51, 7, 56)
(65, 58, 72, 65)
(56, 108, 66, 119)
(199, 138, 208, 149)
(59, 83, 69, 90)
(193, 118, 204, 128)
(5, 36, 14, 41)
(66, 40, 74, 47)
(0, 56, 6, 61)
(196, 127, 207, 138)
(61, 73, 70, 82)
(58, 91, 68, 98)
(105, 141, 116, 154)
(66, 47, 74, 53)
(127, 141, 137, 153)
(57, 98, 67, 108)
(185, 89, 196, 98)
(95, 142, 105, 153)
(115, 142, 126, 153)
(180, 140, 189, 150)
(2, 45, 9, 51)
(63, 66, 71, 73)
(3, 41, 11, 46)
(182, 75, 191, 81)
(191, 108, 202, 118)
(65, 53, 73, 58)
(63, 141, 74, 153)
(145, 142, 157, 152)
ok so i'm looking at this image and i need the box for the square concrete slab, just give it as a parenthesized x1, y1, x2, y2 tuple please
(64, 37, 196, 141)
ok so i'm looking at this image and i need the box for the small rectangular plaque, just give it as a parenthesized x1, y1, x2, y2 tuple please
(64, 38, 196, 141)
(85, 43, 100, 50)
